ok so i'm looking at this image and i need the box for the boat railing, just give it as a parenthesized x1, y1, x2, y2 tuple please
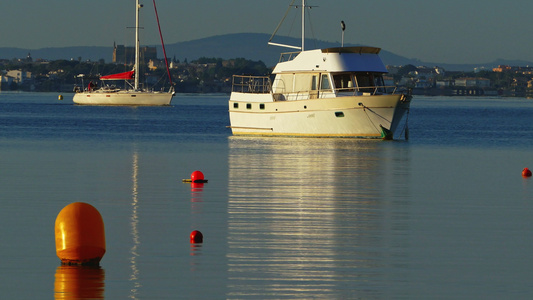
(271, 85, 403, 100)
(232, 75, 272, 94)
(278, 52, 300, 63)
(335, 85, 399, 95)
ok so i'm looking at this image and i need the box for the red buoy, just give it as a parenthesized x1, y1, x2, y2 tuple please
(182, 170, 208, 183)
(522, 168, 532, 177)
(190, 170, 208, 183)
(190, 230, 203, 243)
(191, 171, 204, 181)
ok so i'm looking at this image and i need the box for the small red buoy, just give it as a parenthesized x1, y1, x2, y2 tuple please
(190, 230, 203, 244)
(191, 170, 204, 181)
(182, 170, 208, 183)
(522, 168, 532, 177)
(55, 202, 106, 265)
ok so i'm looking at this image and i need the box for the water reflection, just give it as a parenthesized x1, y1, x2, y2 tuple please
(190, 181, 205, 258)
(54, 265, 105, 299)
(227, 137, 411, 299)
(190, 182, 205, 204)
(130, 149, 141, 299)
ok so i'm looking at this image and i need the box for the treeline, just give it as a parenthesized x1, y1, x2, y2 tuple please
(393, 63, 531, 90)
(0, 57, 270, 93)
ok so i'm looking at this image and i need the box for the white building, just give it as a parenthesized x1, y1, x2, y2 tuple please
(6, 70, 32, 83)
(436, 80, 453, 87)
(455, 77, 490, 88)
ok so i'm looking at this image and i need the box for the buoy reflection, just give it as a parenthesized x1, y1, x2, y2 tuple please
(190, 243, 203, 256)
(54, 265, 105, 299)
(191, 182, 204, 203)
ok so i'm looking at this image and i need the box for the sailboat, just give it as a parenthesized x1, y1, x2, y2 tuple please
(228, 0, 412, 139)
(73, 0, 174, 106)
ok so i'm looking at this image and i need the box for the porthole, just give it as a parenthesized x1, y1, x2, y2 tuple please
(335, 111, 344, 117)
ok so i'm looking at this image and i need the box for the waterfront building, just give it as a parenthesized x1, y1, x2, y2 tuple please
(112, 43, 157, 65)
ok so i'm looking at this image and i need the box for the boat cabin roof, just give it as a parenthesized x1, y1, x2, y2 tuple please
(272, 46, 387, 74)
(321, 46, 381, 55)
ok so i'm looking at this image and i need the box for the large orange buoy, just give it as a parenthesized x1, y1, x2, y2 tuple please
(190, 230, 203, 244)
(523, 168, 532, 177)
(55, 202, 106, 265)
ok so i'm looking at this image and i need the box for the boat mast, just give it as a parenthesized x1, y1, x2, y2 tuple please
(268, 0, 315, 51)
(301, 0, 305, 51)
(135, 0, 141, 91)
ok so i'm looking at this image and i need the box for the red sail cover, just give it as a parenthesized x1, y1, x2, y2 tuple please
(99, 70, 134, 80)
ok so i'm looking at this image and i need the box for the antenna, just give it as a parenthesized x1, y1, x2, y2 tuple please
(341, 21, 346, 47)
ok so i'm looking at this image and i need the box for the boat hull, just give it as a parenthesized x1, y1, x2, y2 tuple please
(73, 91, 173, 106)
(229, 94, 410, 138)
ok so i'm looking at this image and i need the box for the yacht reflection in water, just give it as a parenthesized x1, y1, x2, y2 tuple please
(227, 137, 411, 299)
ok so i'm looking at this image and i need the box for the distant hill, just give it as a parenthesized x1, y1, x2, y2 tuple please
(161, 33, 423, 68)
(0, 46, 111, 62)
(2, 33, 532, 71)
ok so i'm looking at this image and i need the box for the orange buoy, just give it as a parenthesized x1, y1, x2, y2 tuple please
(55, 202, 106, 265)
(523, 168, 532, 177)
(190, 230, 203, 244)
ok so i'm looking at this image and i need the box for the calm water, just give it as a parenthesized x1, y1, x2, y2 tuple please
(0, 92, 532, 299)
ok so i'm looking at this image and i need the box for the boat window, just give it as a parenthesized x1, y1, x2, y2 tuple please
(374, 75, 385, 93)
(272, 74, 294, 93)
(273, 73, 319, 94)
(355, 72, 375, 93)
(320, 74, 331, 90)
(233, 103, 239, 109)
(246, 103, 252, 109)
(260, 104, 265, 110)
(333, 74, 355, 92)
(293, 74, 314, 93)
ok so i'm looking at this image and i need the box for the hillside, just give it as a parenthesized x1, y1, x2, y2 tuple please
(1, 33, 532, 71)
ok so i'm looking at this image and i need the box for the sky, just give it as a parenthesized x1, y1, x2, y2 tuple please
(2, 0, 533, 64)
